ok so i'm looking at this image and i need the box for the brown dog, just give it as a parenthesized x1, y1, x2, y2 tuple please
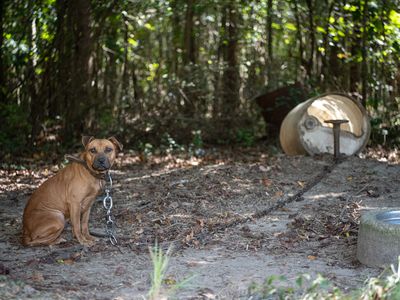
(22, 136, 123, 246)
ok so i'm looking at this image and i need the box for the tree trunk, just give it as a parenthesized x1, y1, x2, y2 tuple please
(64, 0, 93, 142)
(170, 0, 181, 76)
(183, 0, 195, 65)
(27, 0, 42, 142)
(222, 0, 240, 121)
(320, 0, 334, 88)
(305, 0, 315, 80)
(266, 0, 273, 84)
(212, 9, 225, 119)
(361, 0, 368, 107)
(350, 12, 361, 93)
(181, 0, 196, 118)
(0, 0, 5, 102)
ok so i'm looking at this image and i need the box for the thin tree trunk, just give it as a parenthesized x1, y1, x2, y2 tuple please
(119, 19, 129, 129)
(181, 0, 196, 118)
(222, 0, 240, 121)
(361, 0, 368, 106)
(293, 1, 305, 83)
(350, 34, 361, 93)
(171, 0, 181, 76)
(27, 0, 42, 142)
(183, 0, 195, 65)
(213, 9, 225, 119)
(321, 0, 334, 88)
(0, 0, 6, 102)
(266, 0, 273, 83)
(305, 0, 315, 80)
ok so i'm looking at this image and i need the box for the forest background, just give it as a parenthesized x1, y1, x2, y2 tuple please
(1, 0, 400, 158)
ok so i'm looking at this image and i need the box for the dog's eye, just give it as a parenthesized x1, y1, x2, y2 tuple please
(89, 148, 97, 154)
(105, 147, 113, 153)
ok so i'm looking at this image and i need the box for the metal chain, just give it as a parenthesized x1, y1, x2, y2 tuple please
(103, 171, 118, 246)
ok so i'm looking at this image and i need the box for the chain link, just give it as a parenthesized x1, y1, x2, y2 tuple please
(103, 171, 118, 246)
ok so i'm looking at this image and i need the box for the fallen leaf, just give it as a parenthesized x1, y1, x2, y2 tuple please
(114, 266, 125, 276)
(164, 277, 177, 285)
(31, 271, 44, 282)
(262, 178, 272, 187)
(63, 259, 74, 265)
(307, 255, 317, 260)
(259, 165, 271, 172)
(196, 219, 205, 227)
(297, 181, 306, 188)
(273, 232, 284, 237)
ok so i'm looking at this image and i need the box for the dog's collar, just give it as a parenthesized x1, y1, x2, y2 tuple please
(64, 154, 108, 180)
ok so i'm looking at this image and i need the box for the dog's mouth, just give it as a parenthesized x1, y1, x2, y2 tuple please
(92, 165, 110, 172)
(90, 155, 112, 173)
(92, 161, 111, 172)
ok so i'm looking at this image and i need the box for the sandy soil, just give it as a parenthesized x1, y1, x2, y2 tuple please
(1, 146, 400, 299)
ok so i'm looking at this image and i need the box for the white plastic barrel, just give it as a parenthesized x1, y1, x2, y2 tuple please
(279, 93, 370, 156)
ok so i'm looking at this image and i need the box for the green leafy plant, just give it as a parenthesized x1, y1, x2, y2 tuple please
(247, 257, 400, 300)
(161, 133, 184, 154)
(357, 257, 400, 300)
(148, 243, 193, 300)
(139, 142, 154, 161)
(189, 130, 205, 157)
(236, 129, 255, 147)
(148, 243, 170, 300)
(0, 103, 31, 156)
(191, 130, 203, 149)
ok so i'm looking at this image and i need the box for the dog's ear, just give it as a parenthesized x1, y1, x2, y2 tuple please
(108, 136, 123, 152)
(82, 136, 95, 147)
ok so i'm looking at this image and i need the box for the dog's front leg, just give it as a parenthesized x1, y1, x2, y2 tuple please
(81, 204, 96, 242)
(69, 202, 89, 245)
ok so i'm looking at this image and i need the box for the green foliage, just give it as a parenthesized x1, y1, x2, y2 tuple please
(97, 108, 115, 134)
(2, 0, 400, 150)
(357, 257, 400, 300)
(148, 243, 193, 300)
(161, 133, 185, 154)
(0, 103, 31, 156)
(247, 258, 400, 300)
(248, 274, 343, 300)
(148, 243, 170, 300)
(191, 130, 203, 149)
(138, 142, 154, 160)
(188, 130, 205, 157)
(236, 129, 256, 147)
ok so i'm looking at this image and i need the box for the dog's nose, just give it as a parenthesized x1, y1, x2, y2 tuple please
(93, 155, 110, 171)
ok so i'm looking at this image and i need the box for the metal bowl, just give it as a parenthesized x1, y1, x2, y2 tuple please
(376, 210, 400, 225)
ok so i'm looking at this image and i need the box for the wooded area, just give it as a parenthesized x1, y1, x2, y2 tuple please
(1, 0, 400, 156)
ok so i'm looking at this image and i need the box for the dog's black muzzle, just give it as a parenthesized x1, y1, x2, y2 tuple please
(92, 155, 111, 171)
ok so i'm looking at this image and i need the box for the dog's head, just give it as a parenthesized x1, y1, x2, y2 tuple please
(82, 136, 123, 173)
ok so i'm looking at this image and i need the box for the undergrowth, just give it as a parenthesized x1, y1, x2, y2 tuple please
(247, 257, 400, 300)
(146, 249, 400, 300)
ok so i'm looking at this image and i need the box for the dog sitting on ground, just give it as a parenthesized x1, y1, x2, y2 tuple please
(22, 136, 123, 246)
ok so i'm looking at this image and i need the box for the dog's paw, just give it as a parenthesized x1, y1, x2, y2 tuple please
(84, 241, 96, 247)
(83, 234, 98, 242)
(77, 238, 95, 247)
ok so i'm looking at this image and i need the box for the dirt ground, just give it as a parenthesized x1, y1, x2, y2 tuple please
(1, 145, 400, 299)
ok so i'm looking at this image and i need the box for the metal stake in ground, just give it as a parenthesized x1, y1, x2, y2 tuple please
(324, 119, 349, 159)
